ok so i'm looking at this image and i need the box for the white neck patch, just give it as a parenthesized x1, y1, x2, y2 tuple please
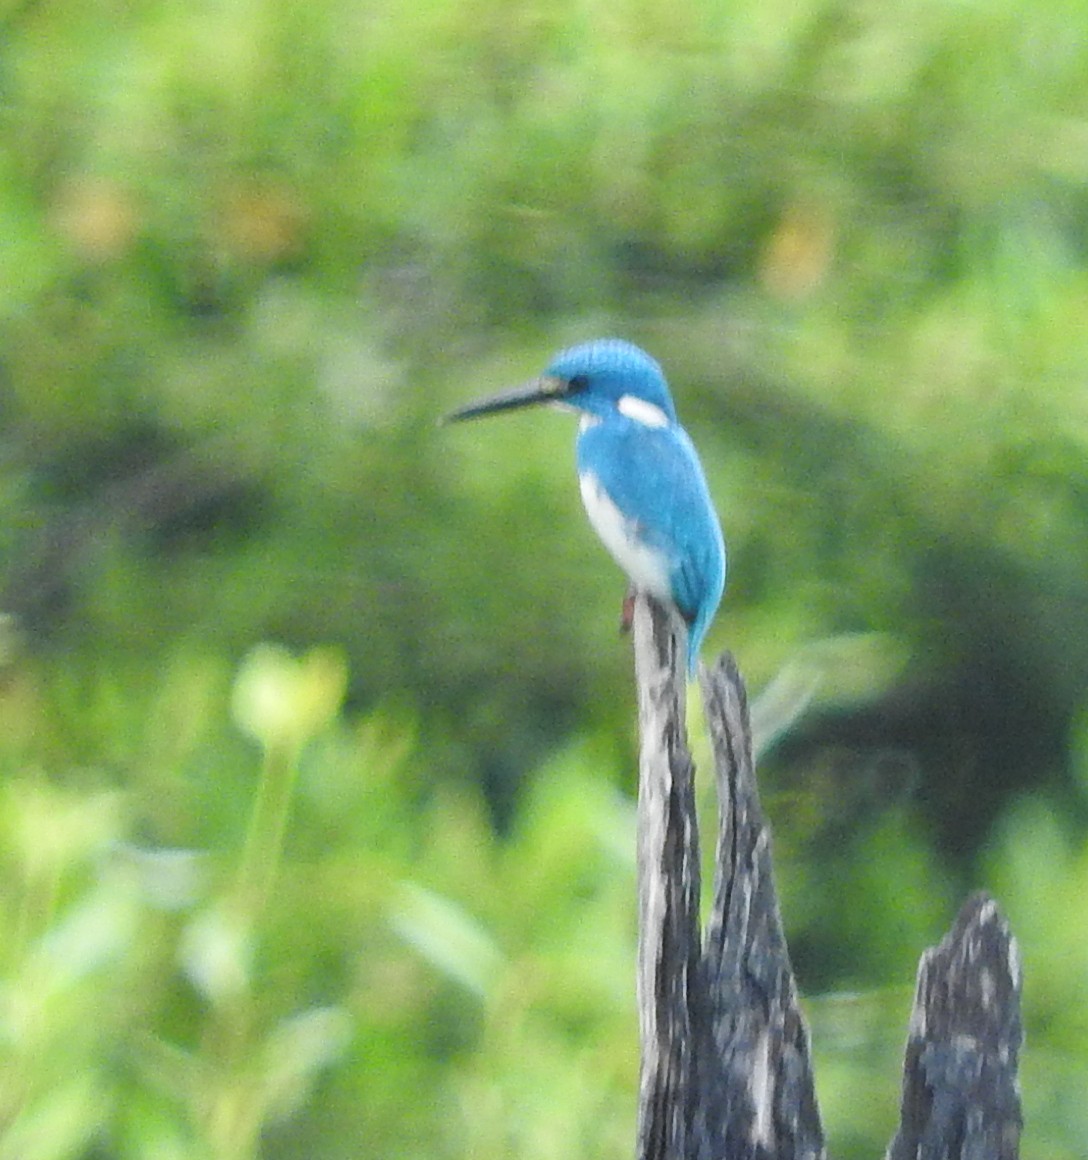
(617, 394, 669, 428)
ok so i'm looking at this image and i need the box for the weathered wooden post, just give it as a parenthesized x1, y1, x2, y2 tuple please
(630, 592, 1022, 1159)
(887, 893, 1023, 1159)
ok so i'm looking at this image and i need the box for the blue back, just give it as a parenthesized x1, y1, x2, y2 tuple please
(554, 339, 726, 673)
(577, 421, 725, 671)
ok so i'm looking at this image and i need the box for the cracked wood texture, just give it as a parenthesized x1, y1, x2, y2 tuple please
(632, 594, 822, 1160)
(886, 892, 1023, 1160)
(630, 593, 1022, 1160)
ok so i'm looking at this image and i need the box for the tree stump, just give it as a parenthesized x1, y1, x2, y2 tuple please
(631, 593, 1022, 1160)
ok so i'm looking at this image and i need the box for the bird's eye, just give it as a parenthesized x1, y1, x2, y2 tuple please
(567, 374, 589, 393)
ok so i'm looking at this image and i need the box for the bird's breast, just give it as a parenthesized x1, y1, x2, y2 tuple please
(578, 470, 672, 600)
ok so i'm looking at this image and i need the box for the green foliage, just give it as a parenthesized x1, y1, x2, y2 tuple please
(2, 0, 1088, 1154)
(0, 648, 641, 1159)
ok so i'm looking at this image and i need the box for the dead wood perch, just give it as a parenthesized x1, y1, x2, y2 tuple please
(630, 593, 1022, 1160)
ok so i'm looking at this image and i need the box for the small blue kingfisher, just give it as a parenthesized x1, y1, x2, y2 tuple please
(445, 338, 726, 674)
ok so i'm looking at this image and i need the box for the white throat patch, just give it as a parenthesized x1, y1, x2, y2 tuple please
(617, 394, 669, 428)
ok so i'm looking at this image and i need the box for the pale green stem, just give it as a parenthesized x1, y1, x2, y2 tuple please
(235, 738, 301, 918)
(198, 737, 303, 1160)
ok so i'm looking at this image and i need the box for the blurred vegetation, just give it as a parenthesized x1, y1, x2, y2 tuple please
(2, 0, 1088, 1155)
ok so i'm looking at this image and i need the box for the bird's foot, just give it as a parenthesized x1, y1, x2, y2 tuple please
(619, 587, 636, 635)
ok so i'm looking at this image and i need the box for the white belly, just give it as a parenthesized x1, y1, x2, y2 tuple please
(579, 471, 672, 599)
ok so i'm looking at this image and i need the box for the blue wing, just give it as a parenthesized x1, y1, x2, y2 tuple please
(577, 417, 726, 671)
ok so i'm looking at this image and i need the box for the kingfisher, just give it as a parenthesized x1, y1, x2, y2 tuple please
(445, 338, 726, 675)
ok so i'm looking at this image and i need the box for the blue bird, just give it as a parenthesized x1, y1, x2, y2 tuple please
(445, 339, 726, 675)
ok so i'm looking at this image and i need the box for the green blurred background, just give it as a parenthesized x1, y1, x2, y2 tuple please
(2, 0, 1087, 1155)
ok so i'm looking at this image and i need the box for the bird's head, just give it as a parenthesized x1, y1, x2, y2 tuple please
(444, 339, 677, 427)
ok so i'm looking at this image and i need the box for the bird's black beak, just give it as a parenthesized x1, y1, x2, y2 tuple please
(442, 375, 570, 423)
